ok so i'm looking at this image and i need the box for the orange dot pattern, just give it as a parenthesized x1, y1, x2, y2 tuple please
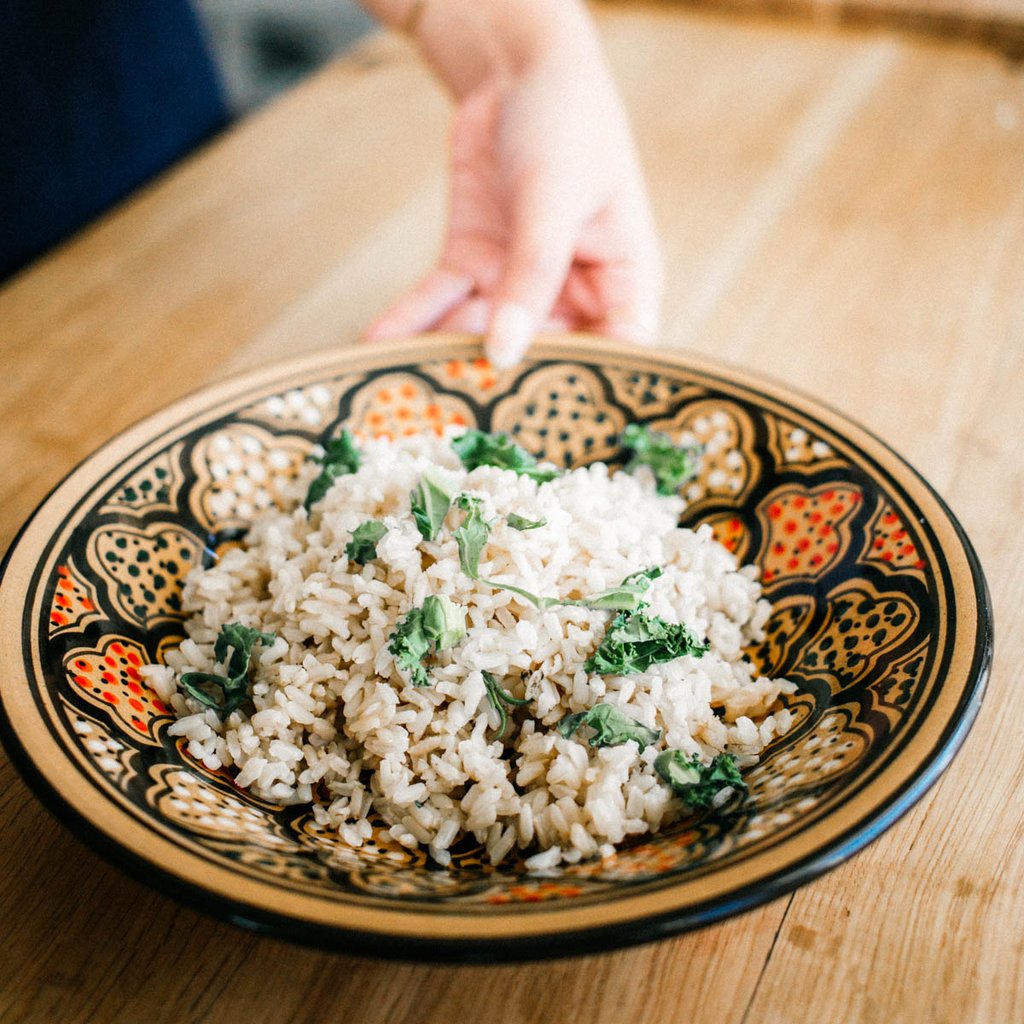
(48, 559, 103, 637)
(443, 357, 498, 393)
(756, 484, 862, 584)
(705, 512, 752, 563)
(486, 881, 585, 904)
(862, 500, 927, 573)
(64, 637, 171, 745)
(346, 372, 475, 441)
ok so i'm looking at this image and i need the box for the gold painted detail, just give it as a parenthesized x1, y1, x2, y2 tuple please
(603, 368, 705, 419)
(88, 523, 202, 628)
(64, 702, 138, 790)
(98, 441, 186, 516)
(765, 417, 841, 472)
(189, 425, 313, 532)
(490, 363, 625, 469)
(237, 374, 365, 430)
(800, 581, 919, 692)
(147, 764, 297, 848)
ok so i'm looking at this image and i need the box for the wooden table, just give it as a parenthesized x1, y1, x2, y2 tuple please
(2, 4, 1022, 1021)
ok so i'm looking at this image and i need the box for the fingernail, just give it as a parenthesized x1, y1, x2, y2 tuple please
(487, 302, 533, 369)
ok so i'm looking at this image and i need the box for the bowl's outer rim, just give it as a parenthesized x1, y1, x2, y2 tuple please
(0, 334, 994, 961)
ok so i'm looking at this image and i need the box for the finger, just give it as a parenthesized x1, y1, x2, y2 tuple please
(363, 268, 475, 342)
(485, 180, 583, 369)
(593, 242, 663, 348)
(542, 314, 573, 334)
(599, 190, 664, 347)
(436, 296, 493, 334)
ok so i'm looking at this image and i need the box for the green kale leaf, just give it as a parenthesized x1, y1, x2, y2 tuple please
(410, 470, 453, 541)
(621, 423, 701, 496)
(451, 429, 559, 483)
(421, 594, 467, 651)
(584, 610, 709, 675)
(345, 519, 388, 565)
(388, 595, 467, 687)
(506, 512, 547, 531)
(654, 750, 747, 809)
(557, 703, 661, 749)
(453, 494, 491, 578)
(567, 566, 662, 612)
(180, 622, 276, 719)
(304, 430, 361, 510)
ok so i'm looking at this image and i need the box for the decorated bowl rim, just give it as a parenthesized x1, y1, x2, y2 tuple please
(0, 334, 993, 961)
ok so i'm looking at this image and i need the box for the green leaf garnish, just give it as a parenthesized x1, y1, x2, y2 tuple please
(452, 429, 559, 483)
(421, 594, 467, 651)
(453, 494, 490, 578)
(482, 670, 531, 736)
(410, 471, 453, 541)
(567, 566, 662, 612)
(584, 610, 709, 675)
(557, 703, 661, 749)
(388, 595, 467, 687)
(345, 519, 387, 565)
(654, 751, 747, 809)
(451, 494, 662, 615)
(179, 622, 276, 719)
(304, 430, 361, 510)
(506, 513, 547, 531)
(621, 423, 701, 496)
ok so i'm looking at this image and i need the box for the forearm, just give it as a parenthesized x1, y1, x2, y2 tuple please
(355, 0, 602, 98)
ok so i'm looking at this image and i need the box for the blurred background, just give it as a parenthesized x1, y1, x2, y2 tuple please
(194, 0, 374, 112)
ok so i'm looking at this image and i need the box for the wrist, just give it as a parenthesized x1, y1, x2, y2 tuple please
(379, 0, 599, 99)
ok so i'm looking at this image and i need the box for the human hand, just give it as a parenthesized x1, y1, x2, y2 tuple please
(362, 0, 662, 368)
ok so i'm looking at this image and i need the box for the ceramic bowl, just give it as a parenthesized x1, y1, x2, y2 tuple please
(0, 336, 991, 960)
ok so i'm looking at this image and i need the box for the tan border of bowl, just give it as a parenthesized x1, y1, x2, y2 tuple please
(0, 335, 991, 954)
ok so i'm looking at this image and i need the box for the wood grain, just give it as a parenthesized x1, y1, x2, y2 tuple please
(1, 4, 1022, 1022)
(653, 0, 1024, 57)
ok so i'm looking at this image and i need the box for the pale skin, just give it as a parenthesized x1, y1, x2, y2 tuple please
(357, 0, 662, 368)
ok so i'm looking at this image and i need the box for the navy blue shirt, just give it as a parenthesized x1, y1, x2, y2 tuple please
(0, 0, 228, 280)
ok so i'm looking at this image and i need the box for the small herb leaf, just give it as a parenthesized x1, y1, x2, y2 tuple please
(557, 703, 661, 749)
(654, 750, 747, 809)
(388, 596, 467, 687)
(179, 622, 275, 720)
(452, 429, 559, 483)
(304, 430, 361, 510)
(421, 594, 467, 651)
(345, 519, 387, 564)
(584, 610, 709, 676)
(482, 670, 531, 736)
(410, 471, 453, 541)
(453, 494, 490, 578)
(567, 566, 663, 612)
(621, 423, 701, 496)
(506, 513, 547, 531)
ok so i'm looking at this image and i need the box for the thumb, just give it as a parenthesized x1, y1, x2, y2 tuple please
(486, 180, 581, 369)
